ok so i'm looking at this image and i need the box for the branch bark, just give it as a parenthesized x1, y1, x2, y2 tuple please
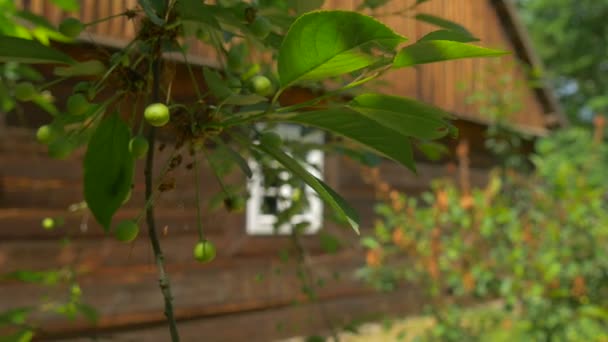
(145, 48, 180, 341)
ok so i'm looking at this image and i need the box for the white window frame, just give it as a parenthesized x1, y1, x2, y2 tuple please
(246, 124, 324, 236)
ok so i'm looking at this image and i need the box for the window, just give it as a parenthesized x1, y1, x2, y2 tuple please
(246, 124, 324, 235)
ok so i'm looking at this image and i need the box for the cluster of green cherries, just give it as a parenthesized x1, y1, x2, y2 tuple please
(119, 103, 216, 263)
(26, 90, 215, 262)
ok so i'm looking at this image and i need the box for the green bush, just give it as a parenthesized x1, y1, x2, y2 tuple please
(359, 127, 608, 341)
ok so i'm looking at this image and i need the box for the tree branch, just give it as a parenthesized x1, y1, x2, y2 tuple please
(145, 47, 180, 341)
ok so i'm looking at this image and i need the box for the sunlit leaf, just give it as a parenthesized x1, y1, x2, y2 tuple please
(278, 11, 406, 87)
(394, 40, 508, 68)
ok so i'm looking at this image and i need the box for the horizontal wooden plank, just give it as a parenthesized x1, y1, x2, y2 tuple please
(2, 252, 381, 339)
(337, 159, 490, 196)
(41, 287, 423, 342)
(0, 206, 247, 240)
(0, 225, 359, 272)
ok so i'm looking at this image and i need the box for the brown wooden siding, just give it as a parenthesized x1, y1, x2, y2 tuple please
(17, 0, 550, 131)
(0, 120, 494, 341)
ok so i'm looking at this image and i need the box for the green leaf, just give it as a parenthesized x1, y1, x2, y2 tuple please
(202, 67, 267, 105)
(214, 140, 253, 178)
(361, 236, 380, 249)
(417, 141, 449, 161)
(16, 11, 57, 31)
(50, 0, 79, 11)
(282, 107, 416, 171)
(0, 330, 34, 342)
(176, 0, 224, 31)
(84, 113, 134, 231)
(54, 60, 106, 77)
(0, 308, 32, 326)
(350, 93, 453, 140)
(319, 232, 342, 253)
(0, 35, 74, 64)
(138, 0, 165, 26)
(202, 67, 233, 101)
(3, 270, 60, 284)
(76, 304, 99, 323)
(419, 29, 479, 43)
(394, 40, 508, 68)
(278, 11, 406, 87)
(224, 94, 268, 105)
(257, 141, 360, 233)
(415, 13, 473, 36)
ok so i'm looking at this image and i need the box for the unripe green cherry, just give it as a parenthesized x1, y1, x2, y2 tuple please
(59, 17, 84, 38)
(144, 103, 170, 127)
(260, 131, 282, 147)
(250, 16, 271, 39)
(14, 82, 37, 102)
(113, 220, 139, 242)
(67, 94, 90, 116)
(48, 138, 73, 160)
(41, 217, 55, 230)
(194, 240, 216, 263)
(129, 135, 149, 159)
(248, 75, 273, 96)
(36, 125, 57, 145)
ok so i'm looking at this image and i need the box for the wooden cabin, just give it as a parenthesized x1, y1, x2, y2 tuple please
(0, 1, 564, 341)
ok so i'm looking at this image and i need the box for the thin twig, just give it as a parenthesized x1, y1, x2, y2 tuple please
(145, 43, 180, 341)
(291, 233, 340, 342)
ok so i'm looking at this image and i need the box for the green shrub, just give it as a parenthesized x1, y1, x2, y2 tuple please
(359, 127, 608, 341)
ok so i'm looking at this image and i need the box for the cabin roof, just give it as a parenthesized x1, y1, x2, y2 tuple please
(491, 0, 567, 128)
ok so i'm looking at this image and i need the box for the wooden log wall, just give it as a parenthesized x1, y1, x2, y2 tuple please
(0, 123, 493, 341)
(0, 128, 444, 341)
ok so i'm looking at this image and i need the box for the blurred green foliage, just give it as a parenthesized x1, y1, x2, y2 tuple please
(359, 127, 608, 341)
(517, 0, 608, 123)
